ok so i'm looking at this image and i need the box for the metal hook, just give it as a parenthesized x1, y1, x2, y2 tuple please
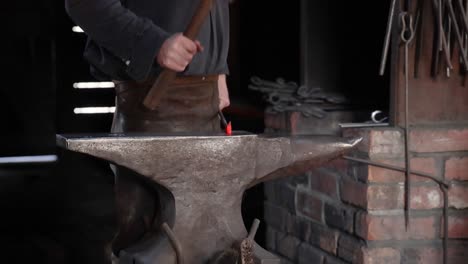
(400, 12, 415, 43)
(371, 110, 388, 123)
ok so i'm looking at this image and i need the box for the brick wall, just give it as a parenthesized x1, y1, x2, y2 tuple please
(263, 112, 468, 263)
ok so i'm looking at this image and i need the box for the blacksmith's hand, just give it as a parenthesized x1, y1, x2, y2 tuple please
(157, 33, 204, 72)
(218, 74, 230, 110)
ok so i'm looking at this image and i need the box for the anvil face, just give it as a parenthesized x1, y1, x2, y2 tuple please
(56, 132, 361, 264)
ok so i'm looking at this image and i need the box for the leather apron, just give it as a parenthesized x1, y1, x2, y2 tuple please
(110, 75, 221, 255)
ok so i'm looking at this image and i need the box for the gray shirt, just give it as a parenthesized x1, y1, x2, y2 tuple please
(65, 0, 230, 81)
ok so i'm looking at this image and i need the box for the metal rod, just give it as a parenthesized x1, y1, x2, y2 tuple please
(464, 0, 468, 83)
(456, 0, 468, 33)
(458, 0, 468, 73)
(446, 0, 468, 70)
(342, 156, 450, 187)
(442, 188, 449, 264)
(431, 0, 442, 77)
(432, 0, 455, 69)
(248, 219, 260, 240)
(447, 14, 453, 77)
(414, 0, 425, 78)
(439, 0, 443, 49)
(162, 222, 184, 264)
(442, 28, 455, 69)
(400, 12, 415, 231)
(379, 0, 398, 75)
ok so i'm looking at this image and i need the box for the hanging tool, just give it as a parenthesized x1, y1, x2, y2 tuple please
(143, 0, 215, 110)
(431, 1, 441, 77)
(400, 12, 415, 231)
(379, 0, 398, 76)
(446, 0, 468, 70)
(414, 0, 425, 78)
(439, 0, 443, 49)
(456, 0, 468, 34)
(431, 0, 454, 77)
(447, 13, 453, 77)
(461, 0, 468, 83)
(456, 0, 468, 74)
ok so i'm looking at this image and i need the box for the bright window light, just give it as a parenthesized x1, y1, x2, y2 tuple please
(72, 26, 84, 33)
(73, 82, 115, 89)
(0, 155, 58, 165)
(74, 107, 116, 114)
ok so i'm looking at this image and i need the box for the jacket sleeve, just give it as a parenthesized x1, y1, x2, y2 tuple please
(65, 0, 170, 80)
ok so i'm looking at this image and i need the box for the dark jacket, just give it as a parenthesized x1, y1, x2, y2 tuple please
(65, 0, 229, 81)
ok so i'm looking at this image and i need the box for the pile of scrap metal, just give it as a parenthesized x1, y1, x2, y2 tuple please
(380, 0, 468, 79)
(248, 76, 346, 119)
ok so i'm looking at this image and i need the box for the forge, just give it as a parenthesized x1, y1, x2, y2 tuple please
(56, 132, 361, 264)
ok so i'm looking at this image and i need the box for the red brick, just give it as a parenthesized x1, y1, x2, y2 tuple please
(325, 255, 347, 264)
(410, 127, 468, 153)
(448, 185, 468, 209)
(337, 235, 363, 263)
(291, 216, 311, 242)
(295, 187, 323, 222)
(367, 184, 404, 210)
(409, 157, 440, 181)
(445, 156, 468, 181)
(403, 243, 468, 263)
(289, 112, 301, 135)
(361, 247, 400, 264)
(356, 213, 437, 241)
(264, 202, 290, 232)
(342, 181, 444, 211)
(322, 158, 349, 173)
(444, 215, 468, 238)
(310, 169, 338, 199)
(319, 229, 339, 255)
(264, 112, 287, 131)
(410, 185, 443, 209)
(402, 247, 442, 264)
(343, 128, 404, 158)
(342, 128, 371, 152)
(341, 178, 367, 208)
(275, 184, 297, 214)
(324, 203, 354, 233)
(265, 227, 277, 251)
(366, 157, 438, 183)
(292, 111, 355, 135)
(276, 233, 300, 261)
(298, 243, 325, 264)
(447, 242, 468, 263)
(367, 164, 404, 183)
(345, 183, 444, 210)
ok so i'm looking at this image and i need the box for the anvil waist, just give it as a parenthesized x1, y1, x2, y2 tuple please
(111, 75, 221, 133)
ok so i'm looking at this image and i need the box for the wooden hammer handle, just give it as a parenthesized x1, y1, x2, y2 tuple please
(143, 0, 214, 110)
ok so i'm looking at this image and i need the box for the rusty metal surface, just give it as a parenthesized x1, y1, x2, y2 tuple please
(57, 133, 360, 264)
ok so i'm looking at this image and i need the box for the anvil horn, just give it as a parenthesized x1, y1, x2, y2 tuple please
(253, 135, 362, 186)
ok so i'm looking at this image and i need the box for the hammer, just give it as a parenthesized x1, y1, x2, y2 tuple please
(143, 0, 214, 110)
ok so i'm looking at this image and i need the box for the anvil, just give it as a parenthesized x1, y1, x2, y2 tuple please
(56, 132, 361, 264)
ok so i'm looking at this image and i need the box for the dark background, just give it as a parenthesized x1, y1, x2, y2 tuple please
(0, 0, 389, 263)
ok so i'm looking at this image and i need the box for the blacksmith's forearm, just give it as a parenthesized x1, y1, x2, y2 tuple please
(65, 0, 169, 80)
